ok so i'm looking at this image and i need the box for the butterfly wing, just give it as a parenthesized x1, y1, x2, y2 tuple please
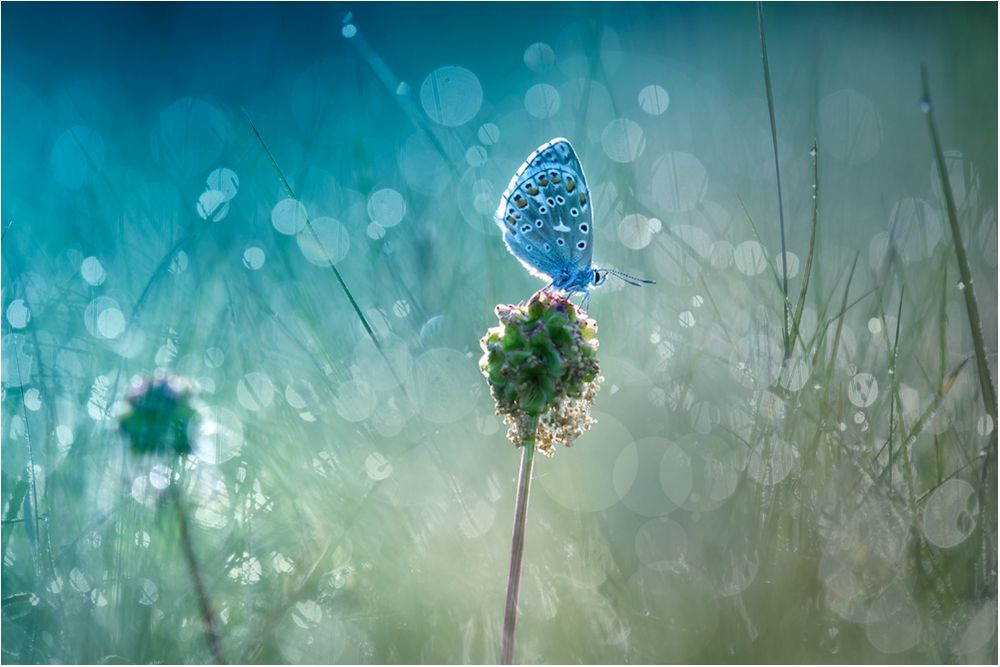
(496, 137, 594, 287)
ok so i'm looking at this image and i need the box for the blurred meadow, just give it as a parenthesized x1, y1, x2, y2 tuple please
(1, 1, 997, 664)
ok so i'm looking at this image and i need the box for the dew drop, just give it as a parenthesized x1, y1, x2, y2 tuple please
(523, 42, 555, 73)
(420, 66, 483, 127)
(367, 188, 406, 227)
(243, 246, 265, 270)
(6, 299, 30, 329)
(477, 122, 500, 145)
(81, 256, 106, 286)
(847, 372, 879, 408)
(197, 190, 229, 221)
(206, 167, 239, 201)
(601, 118, 645, 163)
(271, 198, 308, 235)
(638, 84, 670, 115)
(524, 83, 561, 119)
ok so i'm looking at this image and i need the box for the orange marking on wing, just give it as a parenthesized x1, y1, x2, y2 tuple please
(566, 180, 576, 193)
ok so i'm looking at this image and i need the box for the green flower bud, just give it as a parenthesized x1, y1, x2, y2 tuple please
(479, 291, 603, 456)
(119, 373, 199, 457)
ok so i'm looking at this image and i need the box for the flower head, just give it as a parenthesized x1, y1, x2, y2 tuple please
(119, 372, 199, 456)
(479, 290, 603, 455)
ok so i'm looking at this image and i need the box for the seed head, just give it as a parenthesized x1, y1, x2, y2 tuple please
(479, 291, 603, 455)
(119, 372, 199, 457)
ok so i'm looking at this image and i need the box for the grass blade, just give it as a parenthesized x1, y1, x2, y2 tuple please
(757, 1, 790, 357)
(789, 140, 820, 353)
(888, 286, 905, 494)
(920, 67, 997, 426)
(243, 109, 386, 357)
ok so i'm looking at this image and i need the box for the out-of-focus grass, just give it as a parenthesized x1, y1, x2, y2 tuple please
(2, 3, 997, 665)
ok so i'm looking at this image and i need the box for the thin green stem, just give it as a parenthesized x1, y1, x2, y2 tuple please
(888, 285, 904, 495)
(789, 140, 819, 353)
(501, 416, 540, 665)
(758, 1, 790, 358)
(920, 67, 997, 428)
(242, 110, 386, 358)
(171, 485, 224, 664)
(12, 335, 42, 576)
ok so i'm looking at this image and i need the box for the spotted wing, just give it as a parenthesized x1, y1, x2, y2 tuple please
(495, 137, 594, 283)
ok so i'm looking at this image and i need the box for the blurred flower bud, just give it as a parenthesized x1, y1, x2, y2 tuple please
(119, 372, 199, 456)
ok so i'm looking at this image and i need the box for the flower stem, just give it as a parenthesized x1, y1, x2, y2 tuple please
(501, 416, 539, 665)
(171, 485, 224, 664)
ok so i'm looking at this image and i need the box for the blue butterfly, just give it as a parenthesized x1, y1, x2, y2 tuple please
(495, 137, 654, 298)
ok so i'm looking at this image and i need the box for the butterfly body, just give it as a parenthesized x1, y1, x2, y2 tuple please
(495, 137, 650, 297)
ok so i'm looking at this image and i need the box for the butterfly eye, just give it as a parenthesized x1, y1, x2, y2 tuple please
(593, 271, 604, 285)
(579, 223, 589, 233)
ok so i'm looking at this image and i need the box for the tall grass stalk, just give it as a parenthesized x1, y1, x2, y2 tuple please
(500, 416, 539, 665)
(757, 1, 790, 358)
(888, 286, 905, 494)
(919, 67, 998, 430)
(789, 140, 820, 353)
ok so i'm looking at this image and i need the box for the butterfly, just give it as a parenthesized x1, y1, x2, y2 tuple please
(495, 137, 654, 298)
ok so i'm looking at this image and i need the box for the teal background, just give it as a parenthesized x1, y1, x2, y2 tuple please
(2, 2, 997, 663)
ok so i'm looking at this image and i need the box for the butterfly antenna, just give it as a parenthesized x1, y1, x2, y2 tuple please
(607, 268, 656, 287)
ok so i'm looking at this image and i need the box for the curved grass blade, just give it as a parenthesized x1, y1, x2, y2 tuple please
(758, 1, 790, 357)
(919, 67, 997, 429)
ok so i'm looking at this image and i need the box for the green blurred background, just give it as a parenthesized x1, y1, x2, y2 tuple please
(2, 1, 997, 663)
